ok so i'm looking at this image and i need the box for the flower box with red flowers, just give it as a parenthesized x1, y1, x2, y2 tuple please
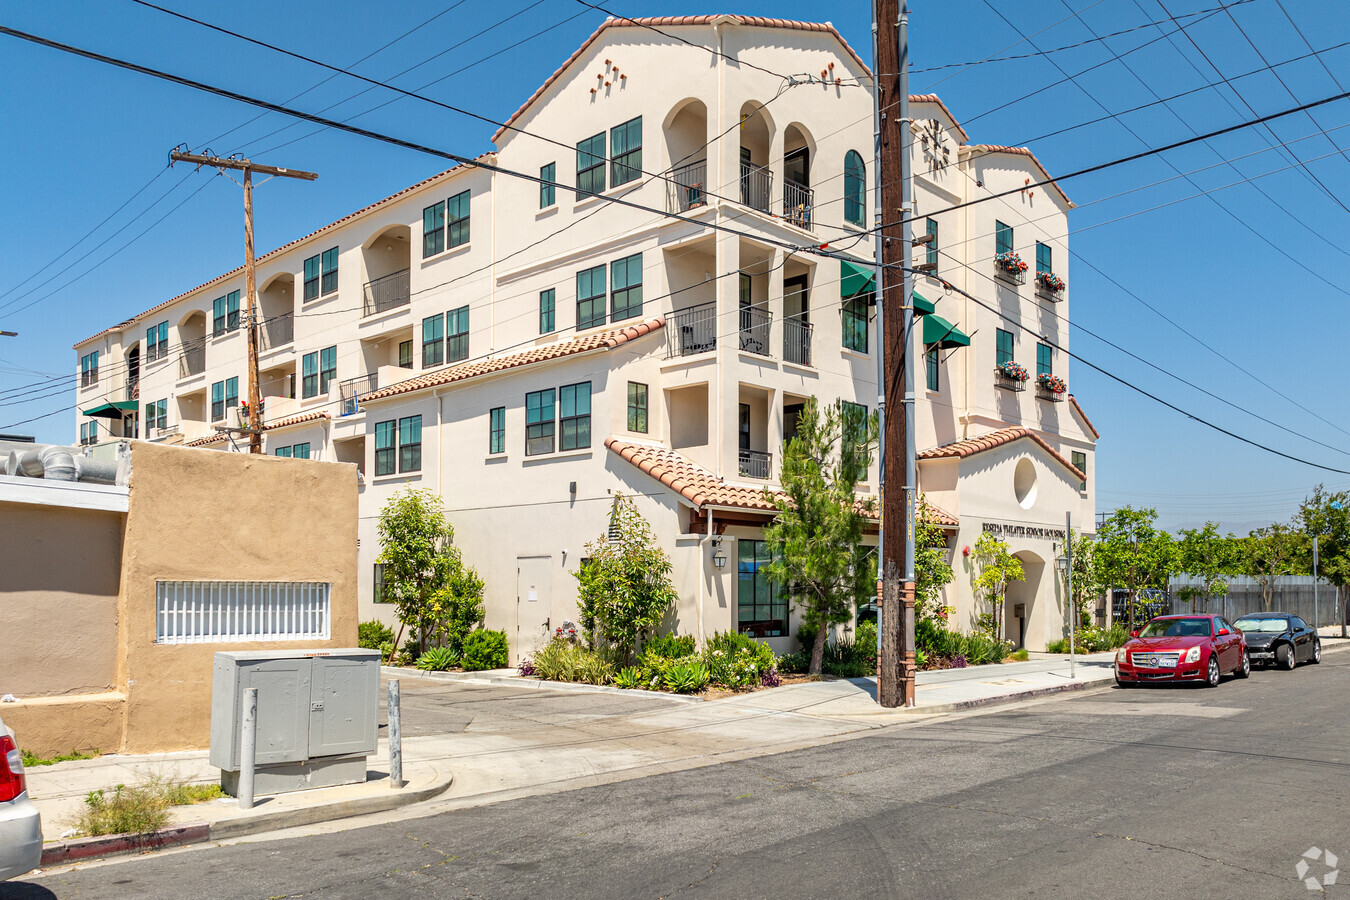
(995, 361, 1029, 382)
(1036, 271, 1066, 295)
(993, 251, 1027, 285)
(1036, 373, 1067, 395)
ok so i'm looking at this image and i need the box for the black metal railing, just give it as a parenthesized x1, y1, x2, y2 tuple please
(738, 304, 772, 357)
(362, 268, 411, 317)
(995, 261, 1026, 286)
(667, 161, 708, 214)
(260, 312, 294, 350)
(1036, 384, 1065, 403)
(783, 180, 813, 230)
(338, 373, 379, 416)
(666, 302, 717, 358)
(739, 448, 772, 480)
(740, 163, 772, 213)
(995, 371, 1027, 392)
(178, 338, 206, 379)
(783, 317, 812, 367)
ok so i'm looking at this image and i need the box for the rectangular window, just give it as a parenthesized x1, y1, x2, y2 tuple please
(446, 191, 470, 249)
(226, 376, 238, 413)
(841, 401, 868, 449)
(213, 291, 240, 335)
(1037, 342, 1052, 377)
(375, 419, 396, 475)
(320, 247, 339, 295)
(422, 314, 444, 368)
(525, 388, 555, 456)
(559, 382, 591, 451)
(155, 580, 331, 643)
(539, 288, 556, 334)
(1072, 451, 1087, 492)
(374, 563, 390, 604)
(423, 201, 445, 258)
(995, 221, 1013, 256)
(292, 442, 311, 460)
(738, 540, 786, 638)
(319, 345, 337, 394)
(627, 382, 648, 433)
(610, 253, 642, 322)
(489, 406, 506, 454)
(304, 254, 321, 301)
(926, 345, 940, 391)
(80, 350, 99, 387)
(275, 445, 292, 458)
(1036, 241, 1052, 275)
(398, 415, 422, 473)
(576, 264, 606, 330)
(398, 340, 413, 369)
(211, 378, 238, 421)
(577, 132, 606, 197)
(445, 305, 469, 363)
(842, 296, 869, 353)
(147, 321, 169, 361)
(540, 162, 556, 208)
(610, 117, 642, 186)
(926, 218, 939, 267)
(302, 351, 320, 398)
(149, 398, 167, 431)
(996, 329, 1015, 367)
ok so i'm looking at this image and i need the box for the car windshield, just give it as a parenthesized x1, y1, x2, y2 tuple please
(1138, 618, 1212, 638)
(1234, 617, 1288, 633)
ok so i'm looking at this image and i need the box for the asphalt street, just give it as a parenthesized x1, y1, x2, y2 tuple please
(11, 653, 1350, 899)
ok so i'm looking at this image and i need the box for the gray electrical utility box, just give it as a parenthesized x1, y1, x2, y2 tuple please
(209, 648, 380, 796)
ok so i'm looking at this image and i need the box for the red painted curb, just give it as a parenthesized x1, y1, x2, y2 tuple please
(40, 822, 210, 865)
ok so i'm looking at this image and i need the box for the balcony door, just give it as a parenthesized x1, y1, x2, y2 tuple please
(784, 147, 809, 189)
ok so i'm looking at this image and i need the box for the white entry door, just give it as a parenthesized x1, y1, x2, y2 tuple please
(516, 556, 552, 660)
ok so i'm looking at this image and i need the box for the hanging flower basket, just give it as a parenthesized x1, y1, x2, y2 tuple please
(1037, 271, 1066, 294)
(995, 361, 1029, 382)
(1036, 372, 1067, 394)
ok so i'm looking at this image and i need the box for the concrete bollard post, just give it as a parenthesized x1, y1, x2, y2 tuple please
(388, 680, 402, 789)
(239, 687, 257, 810)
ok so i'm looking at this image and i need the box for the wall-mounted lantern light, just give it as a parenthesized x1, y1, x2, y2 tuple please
(712, 536, 727, 569)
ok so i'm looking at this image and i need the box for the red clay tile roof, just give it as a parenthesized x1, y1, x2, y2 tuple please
(909, 94, 970, 143)
(362, 317, 664, 403)
(75, 155, 495, 349)
(184, 433, 228, 448)
(964, 144, 1073, 208)
(493, 16, 871, 143)
(264, 410, 330, 431)
(1068, 394, 1099, 440)
(918, 427, 1085, 482)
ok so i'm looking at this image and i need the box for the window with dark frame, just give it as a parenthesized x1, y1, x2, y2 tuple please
(926, 218, 939, 267)
(446, 191, 470, 248)
(375, 419, 396, 475)
(842, 294, 869, 353)
(145, 398, 167, 432)
(321, 247, 339, 294)
(1036, 241, 1052, 274)
(539, 288, 556, 334)
(926, 345, 940, 391)
(841, 400, 868, 449)
(610, 117, 642, 186)
(211, 377, 238, 421)
(302, 351, 319, 398)
(610, 253, 642, 322)
(445, 306, 469, 363)
(398, 340, 413, 369)
(1037, 342, 1052, 377)
(738, 540, 786, 637)
(577, 132, 606, 196)
(995, 221, 1013, 256)
(489, 406, 506, 454)
(147, 321, 168, 361)
(559, 381, 591, 451)
(275, 445, 292, 458)
(540, 162, 556, 208)
(996, 328, 1015, 366)
(423, 201, 445, 258)
(374, 563, 391, 603)
(843, 150, 865, 226)
(319, 345, 337, 394)
(398, 415, 422, 473)
(576, 265, 606, 330)
(80, 351, 99, 387)
(304, 255, 320, 301)
(627, 382, 648, 433)
(1072, 451, 1087, 492)
(422, 314, 444, 368)
(213, 291, 240, 335)
(525, 388, 555, 456)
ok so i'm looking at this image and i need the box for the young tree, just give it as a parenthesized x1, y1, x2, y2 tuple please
(377, 488, 485, 656)
(914, 496, 956, 623)
(574, 493, 678, 664)
(1067, 529, 1104, 630)
(762, 397, 877, 676)
(1095, 507, 1176, 629)
(1242, 522, 1302, 611)
(1296, 485, 1350, 626)
(970, 532, 1024, 643)
(1175, 522, 1240, 613)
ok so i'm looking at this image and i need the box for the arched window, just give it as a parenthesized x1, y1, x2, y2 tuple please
(843, 150, 866, 226)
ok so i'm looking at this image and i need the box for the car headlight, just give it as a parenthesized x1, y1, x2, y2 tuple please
(1184, 646, 1201, 664)
(1116, 647, 1129, 663)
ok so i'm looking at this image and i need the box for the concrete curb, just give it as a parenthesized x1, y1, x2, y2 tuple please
(36, 769, 453, 866)
(381, 666, 704, 704)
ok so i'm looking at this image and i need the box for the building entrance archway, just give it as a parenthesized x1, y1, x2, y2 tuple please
(1005, 552, 1045, 649)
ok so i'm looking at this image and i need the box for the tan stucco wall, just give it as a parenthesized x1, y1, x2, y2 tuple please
(0, 501, 122, 698)
(0, 693, 126, 759)
(116, 442, 358, 752)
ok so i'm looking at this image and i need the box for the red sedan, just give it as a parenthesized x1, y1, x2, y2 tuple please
(1114, 615, 1250, 688)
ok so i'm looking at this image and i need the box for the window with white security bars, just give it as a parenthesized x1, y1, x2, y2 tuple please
(155, 581, 331, 644)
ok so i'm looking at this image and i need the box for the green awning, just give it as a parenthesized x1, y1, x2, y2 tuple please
(923, 314, 970, 349)
(82, 400, 139, 419)
(912, 291, 936, 317)
(840, 259, 874, 298)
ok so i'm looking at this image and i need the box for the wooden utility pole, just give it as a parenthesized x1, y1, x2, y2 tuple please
(876, 0, 917, 707)
(169, 150, 317, 453)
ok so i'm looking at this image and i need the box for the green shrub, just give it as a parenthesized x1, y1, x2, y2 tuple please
(461, 629, 509, 671)
(962, 633, 1009, 666)
(822, 641, 872, 678)
(796, 622, 819, 653)
(613, 666, 644, 689)
(358, 619, 395, 651)
(916, 648, 928, 669)
(416, 645, 459, 671)
(777, 651, 809, 674)
(534, 637, 614, 684)
(643, 633, 696, 659)
(378, 641, 395, 662)
(1046, 638, 1070, 654)
(1007, 648, 1029, 662)
(78, 784, 169, 837)
(702, 631, 777, 689)
(854, 621, 878, 655)
(663, 660, 710, 694)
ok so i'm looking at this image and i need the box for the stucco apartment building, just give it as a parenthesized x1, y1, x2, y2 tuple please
(72, 16, 1098, 656)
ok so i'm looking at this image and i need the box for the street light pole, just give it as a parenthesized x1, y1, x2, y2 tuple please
(1065, 512, 1075, 680)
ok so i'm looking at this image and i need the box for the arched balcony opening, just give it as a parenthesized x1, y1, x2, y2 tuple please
(663, 99, 708, 213)
(177, 310, 207, 380)
(362, 225, 412, 317)
(259, 272, 295, 350)
(739, 101, 774, 213)
(783, 123, 815, 230)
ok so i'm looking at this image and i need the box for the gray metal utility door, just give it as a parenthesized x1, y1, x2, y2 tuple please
(239, 658, 311, 766)
(516, 556, 552, 658)
(308, 655, 378, 758)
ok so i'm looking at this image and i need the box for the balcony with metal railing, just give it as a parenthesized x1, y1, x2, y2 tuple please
(782, 180, 814, 230)
(740, 163, 772, 213)
(338, 373, 378, 416)
(363, 268, 411, 317)
(260, 312, 294, 350)
(738, 305, 772, 357)
(666, 302, 717, 358)
(783, 317, 812, 367)
(178, 338, 206, 380)
(738, 448, 772, 480)
(667, 161, 708, 214)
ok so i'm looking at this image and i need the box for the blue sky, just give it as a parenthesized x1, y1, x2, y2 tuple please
(1, 0, 1348, 534)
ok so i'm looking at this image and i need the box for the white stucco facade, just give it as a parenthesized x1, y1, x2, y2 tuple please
(72, 16, 1097, 655)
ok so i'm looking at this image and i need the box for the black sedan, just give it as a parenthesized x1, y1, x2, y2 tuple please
(1233, 613, 1321, 670)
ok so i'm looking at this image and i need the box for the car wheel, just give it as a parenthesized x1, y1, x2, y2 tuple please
(1278, 643, 1297, 670)
(1205, 656, 1221, 687)
(1115, 676, 1133, 689)
(1312, 639, 1322, 665)
(1235, 650, 1250, 679)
